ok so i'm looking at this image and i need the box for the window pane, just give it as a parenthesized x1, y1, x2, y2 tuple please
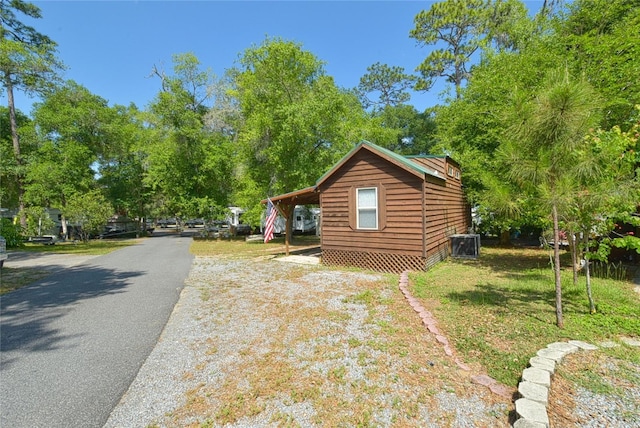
(357, 187, 378, 229)
(358, 188, 376, 207)
(359, 209, 377, 229)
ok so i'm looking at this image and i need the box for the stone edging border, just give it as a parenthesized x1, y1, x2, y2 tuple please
(398, 271, 512, 399)
(513, 340, 598, 428)
(397, 271, 603, 428)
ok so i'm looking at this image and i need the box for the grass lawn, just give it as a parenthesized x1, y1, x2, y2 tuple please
(0, 239, 139, 295)
(409, 245, 640, 386)
(18, 239, 140, 255)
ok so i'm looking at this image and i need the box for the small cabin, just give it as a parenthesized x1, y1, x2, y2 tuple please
(268, 141, 471, 273)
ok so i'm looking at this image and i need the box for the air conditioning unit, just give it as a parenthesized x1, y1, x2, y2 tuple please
(450, 234, 481, 259)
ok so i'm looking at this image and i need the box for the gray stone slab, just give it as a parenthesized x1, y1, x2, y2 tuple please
(518, 381, 549, 405)
(536, 347, 566, 362)
(599, 340, 619, 348)
(547, 341, 579, 354)
(568, 340, 598, 351)
(513, 417, 548, 428)
(529, 356, 556, 374)
(522, 367, 551, 387)
(515, 398, 549, 427)
(620, 336, 640, 347)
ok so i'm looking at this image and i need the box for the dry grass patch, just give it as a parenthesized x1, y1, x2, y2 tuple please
(549, 348, 640, 427)
(0, 267, 50, 294)
(190, 236, 320, 258)
(167, 260, 508, 427)
(20, 239, 139, 255)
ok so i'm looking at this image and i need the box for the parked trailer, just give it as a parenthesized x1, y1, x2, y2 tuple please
(263, 205, 320, 235)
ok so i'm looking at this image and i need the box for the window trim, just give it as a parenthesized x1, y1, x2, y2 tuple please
(356, 187, 378, 230)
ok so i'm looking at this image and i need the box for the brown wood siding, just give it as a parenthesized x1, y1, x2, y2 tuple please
(319, 150, 425, 257)
(423, 159, 470, 261)
(412, 157, 464, 190)
(411, 157, 446, 176)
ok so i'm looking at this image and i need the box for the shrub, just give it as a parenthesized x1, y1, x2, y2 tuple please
(0, 218, 23, 248)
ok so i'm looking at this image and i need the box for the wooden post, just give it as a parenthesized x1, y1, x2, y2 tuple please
(285, 214, 290, 256)
(276, 203, 293, 256)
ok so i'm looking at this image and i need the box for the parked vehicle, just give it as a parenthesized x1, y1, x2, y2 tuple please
(98, 226, 137, 239)
(200, 220, 231, 239)
(233, 223, 253, 235)
(185, 218, 204, 228)
(157, 218, 177, 228)
(27, 235, 58, 245)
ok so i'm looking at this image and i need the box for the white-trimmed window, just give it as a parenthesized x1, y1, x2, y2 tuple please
(357, 187, 378, 229)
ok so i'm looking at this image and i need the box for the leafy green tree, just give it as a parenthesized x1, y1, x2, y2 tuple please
(22, 205, 54, 237)
(484, 0, 535, 51)
(231, 37, 364, 224)
(23, 138, 95, 237)
(26, 81, 113, 237)
(557, 0, 640, 129)
(355, 63, 435, 155)
(371, 105, 437, 155)
(357, 62, 416, 110)
(97, 104, 151, 221)
(0, 0, 63, 227)
(567, 120, 640, 312)
(410, 0, 489, 98)
(410, 0, 545, 99)
(431, 46, 549, 242)
(145, 53, 233, 222)
(503, 69, 601, 328)
(64, 190, 113, 241)
(0, 105, 32, 208)
(32, 80, 113, 158)
(433, 0, 638, 248)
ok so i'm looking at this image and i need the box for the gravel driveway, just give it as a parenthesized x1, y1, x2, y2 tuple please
(105, 255, 510, 427)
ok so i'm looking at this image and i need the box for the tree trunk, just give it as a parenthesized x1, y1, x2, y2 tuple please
(60, 214, 68, 240)
(499, 229, 511, 246)
(552, 204, 564, 328)
(285, 208, 294, 255)
(5, 77, 27, 229)
(583, 234, 596, 314)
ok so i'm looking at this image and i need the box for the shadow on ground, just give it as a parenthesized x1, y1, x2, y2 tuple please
(0, 265, 143, 366)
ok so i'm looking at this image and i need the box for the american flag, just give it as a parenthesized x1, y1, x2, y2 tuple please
(264, 198, 278, 243)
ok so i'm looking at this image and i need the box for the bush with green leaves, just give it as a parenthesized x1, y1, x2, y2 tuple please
(23, 206, 57, 237)
(0, 218, 23, 248)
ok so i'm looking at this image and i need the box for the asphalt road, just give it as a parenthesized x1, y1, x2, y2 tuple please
(0, 233, 194, 428)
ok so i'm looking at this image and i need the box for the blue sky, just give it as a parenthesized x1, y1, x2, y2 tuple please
(6, 1, 544, 115)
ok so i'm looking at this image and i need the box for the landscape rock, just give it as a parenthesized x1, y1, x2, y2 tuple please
(620, 336, 640, 347)
(513, 417, 548, 428)
(528, 356, 555, 374)
(546, 341, 578, 354)
(567, 340, 598, 351)
(518, 381, 549, 405)
(522, 367, 551, 388)
(536, 348, 565, 362)
(515, 398, 549, 427)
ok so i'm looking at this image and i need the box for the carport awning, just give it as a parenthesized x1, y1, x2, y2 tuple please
(261, 186, 319, 206)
